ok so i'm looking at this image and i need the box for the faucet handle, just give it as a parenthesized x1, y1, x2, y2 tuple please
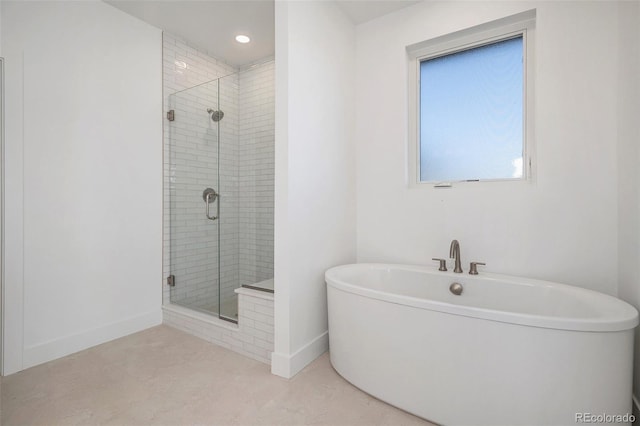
(469, 262, 486, 275)
(432, 258, 448, 272)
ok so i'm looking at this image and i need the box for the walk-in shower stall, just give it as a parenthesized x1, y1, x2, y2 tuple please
(166, 64, 274, 323)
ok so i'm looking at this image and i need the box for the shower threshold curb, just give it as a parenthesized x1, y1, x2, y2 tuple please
(162, 304, 239, 331)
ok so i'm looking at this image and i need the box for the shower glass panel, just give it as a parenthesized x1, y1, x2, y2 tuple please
(168, 78, 230, 320)
(167, 60, 274, 323)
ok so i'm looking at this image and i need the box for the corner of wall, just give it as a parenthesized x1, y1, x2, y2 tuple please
(273, 0, 292, 369)
(272, 0, 356, 378)
(23, 309, 162, 370)
(0, 0, 4, 376)
(271, 331, 328, 379)
(615, 0, 640, 403)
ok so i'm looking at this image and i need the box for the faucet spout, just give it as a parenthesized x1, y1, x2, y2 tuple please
(449, 239, 463, 273)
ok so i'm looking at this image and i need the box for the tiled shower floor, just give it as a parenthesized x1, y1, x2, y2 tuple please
(175, 297, 239, 320)
(200, 298, 238, 320)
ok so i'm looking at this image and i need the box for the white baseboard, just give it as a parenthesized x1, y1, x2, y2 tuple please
(23, 309, 162, 370)
(271, 330, 329, 379)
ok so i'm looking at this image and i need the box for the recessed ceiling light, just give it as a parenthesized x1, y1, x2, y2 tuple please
(235, 35, 251, 44)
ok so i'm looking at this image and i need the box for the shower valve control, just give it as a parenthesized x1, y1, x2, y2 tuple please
(202, 188, 218, 203)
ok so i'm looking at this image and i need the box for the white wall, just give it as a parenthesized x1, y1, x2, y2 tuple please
(2, 0, 162, 374)
(273, 1, 356, 378)
(355, 1, 620, 295)
(616, 0, 640, 403)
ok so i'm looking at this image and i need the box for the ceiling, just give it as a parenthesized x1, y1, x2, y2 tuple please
(335, 1, 422, 25)
(106, 0, 275, 67)
(106, 0, 421, 67)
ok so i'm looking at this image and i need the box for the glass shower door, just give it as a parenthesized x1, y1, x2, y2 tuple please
(168, 79, 222, 317)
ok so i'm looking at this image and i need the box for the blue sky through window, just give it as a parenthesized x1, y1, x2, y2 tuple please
(420, 36, 523, 182)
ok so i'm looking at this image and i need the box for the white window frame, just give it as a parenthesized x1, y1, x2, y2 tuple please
(407, 10, 536, 188)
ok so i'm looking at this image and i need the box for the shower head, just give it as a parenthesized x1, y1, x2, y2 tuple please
(207, 108, 224, 122)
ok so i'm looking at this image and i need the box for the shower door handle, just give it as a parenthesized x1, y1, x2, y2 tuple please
(205, 193, 218, 221)
(203, 188, 219, 221)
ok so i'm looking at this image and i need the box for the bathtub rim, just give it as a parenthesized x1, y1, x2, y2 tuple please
(325, 263, 639, 333)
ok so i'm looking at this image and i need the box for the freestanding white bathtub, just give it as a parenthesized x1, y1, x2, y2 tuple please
(326, 263, 638, 426)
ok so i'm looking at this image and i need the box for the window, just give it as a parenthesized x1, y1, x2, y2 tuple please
(408, 11, 535, 185)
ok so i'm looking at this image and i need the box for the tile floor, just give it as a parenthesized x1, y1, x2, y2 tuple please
(1, 325, 433, 426)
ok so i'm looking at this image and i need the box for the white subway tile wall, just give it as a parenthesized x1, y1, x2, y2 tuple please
(162, 32, 275, 358)
(238, 60, 275, 286)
